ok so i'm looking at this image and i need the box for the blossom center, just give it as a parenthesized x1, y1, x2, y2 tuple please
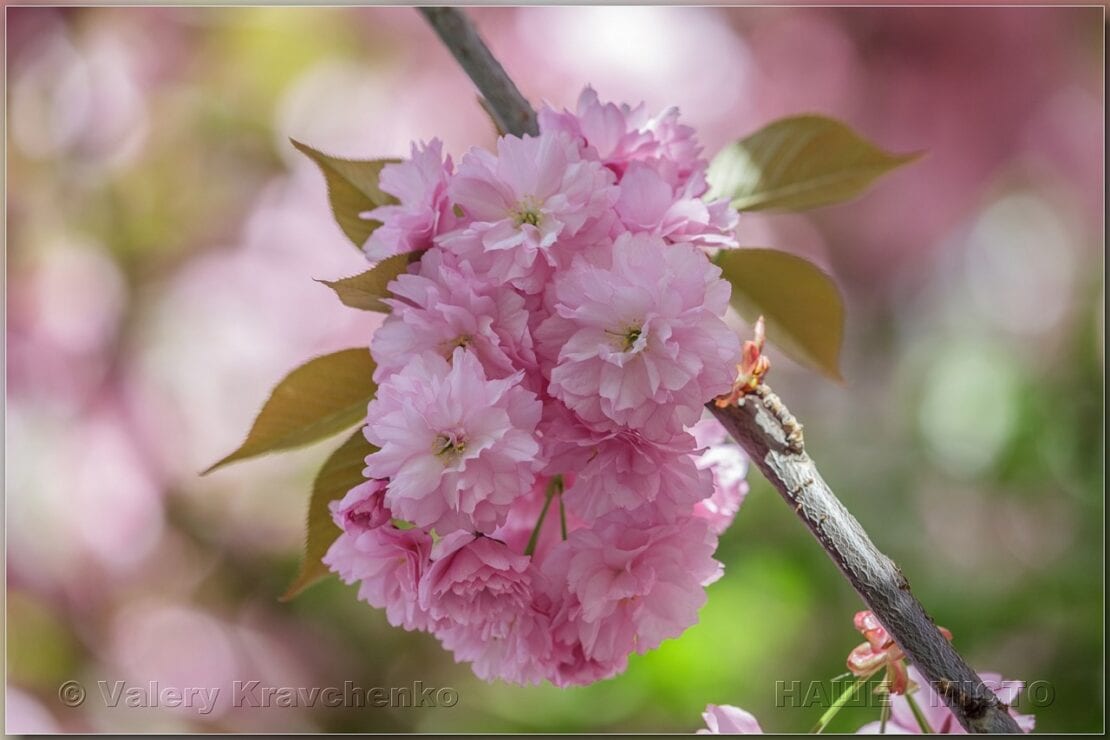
(623, 326, 642, 351)
(512, 197, 543, 227)
(433, 432, 468, 461)
(608, 323, 645, 353)
(442, 334, 472, 356)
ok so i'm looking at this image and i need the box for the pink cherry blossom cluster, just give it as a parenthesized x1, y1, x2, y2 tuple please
(324, 87, 750, 686)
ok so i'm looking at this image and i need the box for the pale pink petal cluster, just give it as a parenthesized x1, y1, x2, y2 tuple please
(540, 87, 737, 247)
(330, 478, 392, 533)
(542, 400, 713, 521)
(538, 86, 701, 183)
(325, 86, 751, 688)
(691, 418, 750, 535)
(436, 602, 554, 686)
(362, 348, 543, 533)
(616, 162, 739, 247)
(371, 249, 536, 384)
(441, 132, 617, 294)
(542, 509, 722, 683)
(698, 704, 764, 734)
(537, 232, 740, 439)
(419, 532, 533, 627)
(322, 480, 435, 631)
(363, 139, 458, 261)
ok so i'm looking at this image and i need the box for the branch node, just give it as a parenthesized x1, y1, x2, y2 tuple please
(753, 384, 805, 453)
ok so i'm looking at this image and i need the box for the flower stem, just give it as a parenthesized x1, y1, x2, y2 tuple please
(524, 475, 562, 557)
(811, 668, 881, 734)
(558, 486, 568, 540)
(905, 691, 935, 734)
(879, 693, 891, 733)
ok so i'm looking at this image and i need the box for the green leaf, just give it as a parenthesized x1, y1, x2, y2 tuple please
(706, 115, 921, 212)
(717, 248, 845, 381)
(280, 429, 375, 601)
(317, 249, 427, 312)
(203, 349, 377, 474)
(291, 139, 399, 247)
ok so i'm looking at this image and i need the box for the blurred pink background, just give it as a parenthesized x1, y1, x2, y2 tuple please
(6, 6, 1104, 733)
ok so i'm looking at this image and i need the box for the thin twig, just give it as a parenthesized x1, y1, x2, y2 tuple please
(417, 7, 1022, 734)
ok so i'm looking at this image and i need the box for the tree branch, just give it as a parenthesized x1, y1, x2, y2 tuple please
(708, 388, 1021, 733)
(418, 7, 1022, 733)
(419, 7, 538, 138)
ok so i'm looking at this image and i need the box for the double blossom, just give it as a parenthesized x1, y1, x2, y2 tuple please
(325, 87, 751, 686)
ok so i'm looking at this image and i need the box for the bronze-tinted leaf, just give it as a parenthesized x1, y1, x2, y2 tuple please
(706, 115, 921, 212)
(291, 139, 399, 247)
(717, 248, 845, 381)
(280, 429, 375, 601)
(318, 250, 427, 312)
(203, 349, 377, 474)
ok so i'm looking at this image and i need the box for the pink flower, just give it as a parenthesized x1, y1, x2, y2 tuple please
(318, 88, 758, 688)
(538, 86, 703, 186)
(371, 248, 536, 384)
(615, 162, 738, 248)
(419, 531, 532, 625)
(323, 521, 434, 632)
(537, 232, 741, 439)
(363, 139, 458, 261)
(690, 418, 750, 535)
(698, 704, 764, 734)
(420, 532, 551, 685)
(441, 132, 617, 294)
(856, 666, 1035, 734)
(328, 478, 392, 533)
(543, 507, 722, 666)
(363, 348, 543, 533)
(542, 401, 714, 520)
(544, 638, 627, 688)
(436, 604, 553, 686)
